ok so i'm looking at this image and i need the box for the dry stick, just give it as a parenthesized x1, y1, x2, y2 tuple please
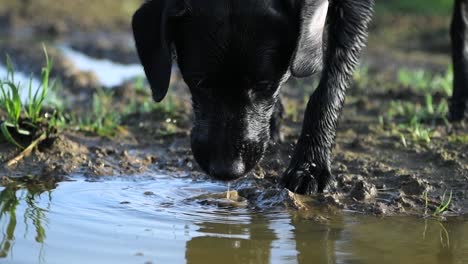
(6, 132, 47, 167)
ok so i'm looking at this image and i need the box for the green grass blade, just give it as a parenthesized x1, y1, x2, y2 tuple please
(5, 55, 15, 83)
(27, 74, 35, 121)
(16, 127, 31, 136)
(434, 190, 453, 216)
(3, 82, 22, 124)
(0, 122, 24, 149)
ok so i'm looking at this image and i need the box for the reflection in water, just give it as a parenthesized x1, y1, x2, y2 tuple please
(290, 213, 343, 264)
(185, 207, 468, 264)
(341, 217, 468, 264)
(0, 178, 468, 264)
(0, 185, 52, 261)
(186, 215, 276, 264)
(185, 210, 344, 264)
(434, 220, 468, 264)
(0, 187, 17, 258)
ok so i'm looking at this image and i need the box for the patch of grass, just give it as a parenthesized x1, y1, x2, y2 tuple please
(423, 190, 453, 217)
(73, 89, 121, 138)
(397, 67, 452, 97)
(434, 190, 453, 216)
(353, 65, 370, 90)
(68, 77, 184, 138)
(0, 47, 55, 149)
(0, 56, 22, 127)
(387, 95, 449, 123)
(379, 67, 453, 146)
(122, 78, 187, 137)
(376, 0, 453, 16)
(283, 97, 307, 123)
(127, 93, 178, 118)
(125, 77, 181, 119)
(156, 118, 180, 137)
(0, 0, 142, 30)
(448, 134, 468, 144)
(27, 48, 53, 124)
(384, 94, 449, 145)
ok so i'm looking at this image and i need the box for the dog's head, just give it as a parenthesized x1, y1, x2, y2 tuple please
(133, 0, 328, 180)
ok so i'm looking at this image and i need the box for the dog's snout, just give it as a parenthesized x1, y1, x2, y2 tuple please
(191, 134, 262, 181)
(209, 159, 246, 181)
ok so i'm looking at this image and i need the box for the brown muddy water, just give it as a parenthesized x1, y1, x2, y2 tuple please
(1, 175, 467, 264)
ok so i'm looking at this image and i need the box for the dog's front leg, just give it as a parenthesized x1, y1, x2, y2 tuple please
(450, 0, 468, 121)
(282, 0, 374, 194)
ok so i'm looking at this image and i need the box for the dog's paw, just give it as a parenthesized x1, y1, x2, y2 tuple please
(281, 161, 331, 195)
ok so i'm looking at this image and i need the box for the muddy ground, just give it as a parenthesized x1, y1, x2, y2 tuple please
(0, 2, 467, 217)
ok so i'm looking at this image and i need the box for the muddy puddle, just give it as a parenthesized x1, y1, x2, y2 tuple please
(1, 175, 467, 264)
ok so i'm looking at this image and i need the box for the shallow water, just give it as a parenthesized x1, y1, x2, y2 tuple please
(59, 46, 143, 87)
(1, 175, 467, 264)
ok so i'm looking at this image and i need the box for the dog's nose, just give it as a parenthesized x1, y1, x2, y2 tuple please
(209, 159, 246, 181)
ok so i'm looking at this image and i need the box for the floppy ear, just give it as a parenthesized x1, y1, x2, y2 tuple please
(132, 0, 177, 102)
(290, 0, 329, 78)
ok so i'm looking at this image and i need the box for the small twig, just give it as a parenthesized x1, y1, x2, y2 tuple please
(6, 132, 47, 167)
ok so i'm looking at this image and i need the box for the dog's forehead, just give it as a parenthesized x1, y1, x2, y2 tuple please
(174, 0, 302, 83)
(187, 0, 298, 20)
(183, 0, 298, 23)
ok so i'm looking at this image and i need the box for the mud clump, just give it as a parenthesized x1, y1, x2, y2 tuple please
(188, 190, 249, 208)
(337, 174, 377, 201)
(400, 174, 430, 196)
(350, 180, 378, 201)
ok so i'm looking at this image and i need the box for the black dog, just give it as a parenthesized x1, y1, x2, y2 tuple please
(133, 0, 467, 195)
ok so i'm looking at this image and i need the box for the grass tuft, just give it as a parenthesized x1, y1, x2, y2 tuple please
(397, 67, 452, 97)
(73, 88, 121, 138)
(423, 190, 453, 217)
(376, 0, 453, 16)
(380, 67, 452, 146)
(0, 46, 55, 149)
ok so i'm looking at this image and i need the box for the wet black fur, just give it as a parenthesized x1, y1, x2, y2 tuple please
(450, 0, 468, 121)
(133, 0, 467, 195)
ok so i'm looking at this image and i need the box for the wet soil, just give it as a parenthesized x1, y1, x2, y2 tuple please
(1, 4, 467, 217)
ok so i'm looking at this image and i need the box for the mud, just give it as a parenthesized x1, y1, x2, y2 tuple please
(1, 3, 467, 217)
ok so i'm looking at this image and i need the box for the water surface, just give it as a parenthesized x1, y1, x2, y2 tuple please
(1, 175, 467, 264)
(59, 46, 143, 87)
